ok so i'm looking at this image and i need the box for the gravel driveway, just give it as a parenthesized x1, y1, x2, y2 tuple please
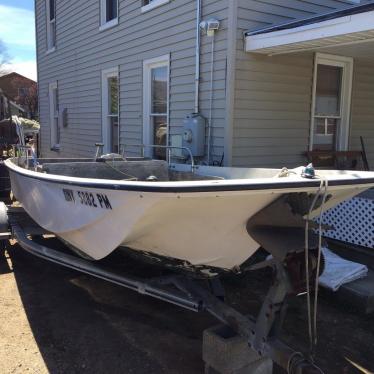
(0, 238, 373, 374)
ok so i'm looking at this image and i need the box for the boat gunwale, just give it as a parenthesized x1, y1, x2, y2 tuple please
(5, 158, 374, 193)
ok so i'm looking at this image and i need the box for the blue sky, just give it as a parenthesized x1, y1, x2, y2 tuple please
(0, 0, 36, 80)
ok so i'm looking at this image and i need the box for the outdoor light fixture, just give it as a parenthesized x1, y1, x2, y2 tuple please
(199, 18, 220, 36)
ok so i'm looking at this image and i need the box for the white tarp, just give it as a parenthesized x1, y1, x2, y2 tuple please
(319, 247, 368, 291)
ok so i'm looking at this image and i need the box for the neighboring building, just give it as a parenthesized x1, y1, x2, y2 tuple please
(35, 0, 374, 168)
(0, 88, 26, 120)
(0, 72, 38, 119)
(0, 73, 35, 102)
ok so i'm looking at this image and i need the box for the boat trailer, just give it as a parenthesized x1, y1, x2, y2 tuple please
(0, 202, 323, 374)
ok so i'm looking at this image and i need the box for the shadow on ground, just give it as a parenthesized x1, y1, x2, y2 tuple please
(1, 239, 213, 374)
(1, 237, 374, 374)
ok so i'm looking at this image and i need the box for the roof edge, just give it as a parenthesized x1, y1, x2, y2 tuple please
(246, 3, 374, 37)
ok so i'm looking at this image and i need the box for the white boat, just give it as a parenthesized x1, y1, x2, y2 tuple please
(4, 157, 374, 275)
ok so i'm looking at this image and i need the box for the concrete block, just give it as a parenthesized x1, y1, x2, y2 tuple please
(203, 324, 273, 374)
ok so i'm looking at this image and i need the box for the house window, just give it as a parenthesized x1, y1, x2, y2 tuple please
(141, 0, 170, 13)
(100, 0, 118, 30)
(18, 88, 29, 97)
(49, 82, 59, 149)
(102, 67, 119, 154)
(143, 55, 169, 159)
(46, 0, 56, 51)
(310, 53, 353, 151)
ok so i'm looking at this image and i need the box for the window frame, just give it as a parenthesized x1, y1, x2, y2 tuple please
(143, 54, 170, 158)
(99, 0, 119, 31)
(141, 0, 170, 13)
(46, 0, 56, 53)
(309, 53, 353, 152)
(101, 67, 120, 154)
(49, 81, 60, 150)
(18, 88, 29, 97)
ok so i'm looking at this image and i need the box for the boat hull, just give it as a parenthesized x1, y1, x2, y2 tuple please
(7, 168, 369, 271)
(6, 159, 374, 272)
(8, 168, 276, 268)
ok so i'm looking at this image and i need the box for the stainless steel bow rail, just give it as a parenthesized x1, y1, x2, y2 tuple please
(0, 202, 323, 374)
(122, 144, 196, 172)
(93, 143, 196, 172)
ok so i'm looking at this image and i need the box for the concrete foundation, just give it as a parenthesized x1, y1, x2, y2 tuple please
(203, 324, 273, 374)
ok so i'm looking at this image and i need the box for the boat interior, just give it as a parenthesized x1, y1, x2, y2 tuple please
(36, 159, 224, 182)
(14, 157, 371, 183)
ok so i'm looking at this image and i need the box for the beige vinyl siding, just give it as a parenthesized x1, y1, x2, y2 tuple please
(231, 0, 374, 168)
(232, 51, 374, 168)
(233, 53, 314, 167)
(36, 0, 50, 155)
(351, 61, 374, 168)
(37, 0, 374, 166)
(36, 0, 228, 161)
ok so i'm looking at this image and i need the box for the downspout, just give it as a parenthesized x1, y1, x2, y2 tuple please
(194, 0, 202, 114)
(207, 35, 215, 165)
(34, 0, 41, 157)
(224, 0, 237, 167)
(200, 19, 220, 165)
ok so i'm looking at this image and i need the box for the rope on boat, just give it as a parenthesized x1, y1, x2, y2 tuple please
(313, 177, 329, 349)
(103, 160, 138, 181)
(304, 173, 329, 360)
(276, 167, 297, 178)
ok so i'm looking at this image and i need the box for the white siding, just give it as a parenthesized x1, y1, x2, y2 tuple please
(351, 61, 374, 167)
(36, 0, 374, 168)
(231, 0, 374, 168)
(36, 0, 229, 162)
(233, 52, 314, 167)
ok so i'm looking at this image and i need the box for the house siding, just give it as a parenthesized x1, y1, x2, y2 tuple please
(36, 0, 374, 168)
(233, 51, 314, 167)
(351, 61, 374, 167)
(231, 0, 374, 168)
(36, 0, 228, 161)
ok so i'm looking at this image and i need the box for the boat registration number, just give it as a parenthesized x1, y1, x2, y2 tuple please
(62, 188, 112, 210)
